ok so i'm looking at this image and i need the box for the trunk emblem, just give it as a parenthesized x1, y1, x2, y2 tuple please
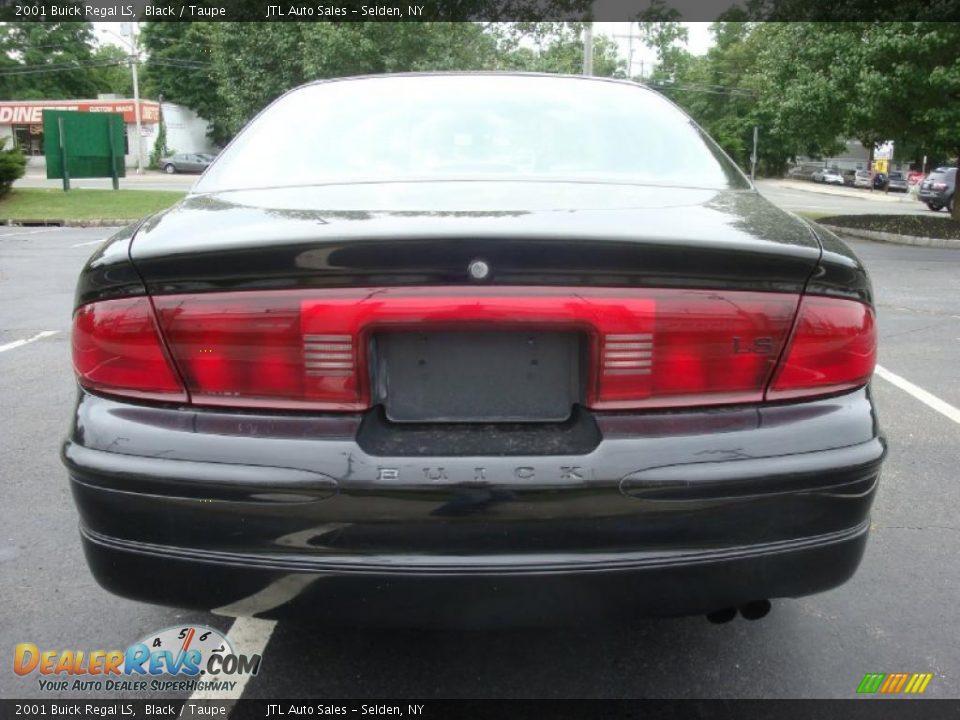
(468, 259, 491, 281)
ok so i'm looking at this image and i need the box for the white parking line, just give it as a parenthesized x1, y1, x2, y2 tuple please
(876, 364, 960, 425)
(182, 617, 277, 706)
(70, 239, 105, 248)
(0, 330, 59, 353)
(0, 227, 62, 237)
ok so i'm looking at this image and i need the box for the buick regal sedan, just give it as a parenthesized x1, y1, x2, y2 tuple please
(64, 74, 885, 624)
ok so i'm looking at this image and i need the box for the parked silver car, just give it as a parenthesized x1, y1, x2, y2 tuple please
(812, 168, 845, 185)
(160, 153, 216, 174)
(853, 170, 872, 188)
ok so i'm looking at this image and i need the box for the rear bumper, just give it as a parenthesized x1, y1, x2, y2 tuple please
(78, 522, 869, 625)
(918, 189, 950, 203)
(63, 387, 885, 621)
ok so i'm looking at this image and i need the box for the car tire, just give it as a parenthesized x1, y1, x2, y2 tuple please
(163, 164, 176, 174)
(926, 203, 942, 212)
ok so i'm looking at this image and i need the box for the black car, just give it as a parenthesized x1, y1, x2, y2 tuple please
(64, 74, 885, 624)
(918, 166, 957, 212)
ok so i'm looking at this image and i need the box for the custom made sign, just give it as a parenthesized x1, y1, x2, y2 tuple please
(0, 99, 160, 125)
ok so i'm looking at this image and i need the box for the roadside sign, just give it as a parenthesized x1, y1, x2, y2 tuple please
(42, 110, 125, 191)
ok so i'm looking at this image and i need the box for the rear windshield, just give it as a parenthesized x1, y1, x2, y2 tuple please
(930, 168, 956, 179)
(195, 75, 749, 193)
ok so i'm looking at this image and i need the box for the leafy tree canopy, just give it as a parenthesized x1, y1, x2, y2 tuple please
(0, 21, 102, 100)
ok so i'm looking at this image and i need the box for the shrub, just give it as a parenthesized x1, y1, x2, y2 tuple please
(148, 114, 169, 170)
(0, 137, 26, 198)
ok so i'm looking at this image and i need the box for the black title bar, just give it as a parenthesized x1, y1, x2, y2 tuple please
(0, 0, 956, 22)
(2, 699, 960, 720)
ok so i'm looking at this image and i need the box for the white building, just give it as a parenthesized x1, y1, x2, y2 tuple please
(0, 96, 216, 169)
(790, 140, 912, 176)
(161, 102, 217, 159)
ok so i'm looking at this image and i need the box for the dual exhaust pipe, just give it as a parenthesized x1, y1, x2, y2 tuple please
(706, 600, 772, 624)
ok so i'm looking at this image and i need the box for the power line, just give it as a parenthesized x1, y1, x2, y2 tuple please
(0, 59, 127, 77)
(649, 81, 755, 97)
(148, 58, 211, 70)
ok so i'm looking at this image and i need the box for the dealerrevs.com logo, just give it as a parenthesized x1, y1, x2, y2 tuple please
(14, 625, 262, 693)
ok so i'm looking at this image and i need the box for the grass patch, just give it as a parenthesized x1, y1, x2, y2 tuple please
(797, 211, 832, 221)
(0, 188, 185, 221)
(816, 213, 960, 240)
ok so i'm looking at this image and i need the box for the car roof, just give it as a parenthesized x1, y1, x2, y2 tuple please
(299, 70, 653, 89)
(282, 72, 660, 105)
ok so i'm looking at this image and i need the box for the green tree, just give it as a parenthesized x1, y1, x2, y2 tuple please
(494, 23, 624, 77)
(0, 136, 26, 197)
(0, 21, 102, 100)
(140, 23, 220, 137)
(852, 23, 960, 218)
(638, 21, 689, 82)
(205, 22, 620, 143)
(637, 21, 960, 180)
(89, 44, 131, 97)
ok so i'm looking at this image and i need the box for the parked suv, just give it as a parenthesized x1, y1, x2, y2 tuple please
(853, 170, 871, 189)
(918, 167, 956, 211)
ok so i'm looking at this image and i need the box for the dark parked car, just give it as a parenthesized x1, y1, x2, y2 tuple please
(64, 74, 885, 624)
(885, 171, 908, 193)
(918, 166, 956, 212)
(159, 152, 215, 174)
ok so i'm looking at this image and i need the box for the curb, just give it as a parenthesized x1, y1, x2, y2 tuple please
(0, 218, 133, 228)
(771, 180, 915, 203)
(821, 223, 960, 249)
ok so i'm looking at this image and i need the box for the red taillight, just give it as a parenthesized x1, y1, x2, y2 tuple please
(149, 288, 798, 411)
(767, 296, 876, 401)
(73, 288, 876, 411)
(153, 294, 362, 410)
(593, 293, 799, 409)
(72, 297, 187, 402)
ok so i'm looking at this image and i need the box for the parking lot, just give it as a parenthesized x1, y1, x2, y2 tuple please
(1, 183, 958, 700)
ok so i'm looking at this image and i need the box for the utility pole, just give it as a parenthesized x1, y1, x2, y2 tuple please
(582, 22, 594, 76)
(119, 23, 144, 175)
(751, 125, 758, 182)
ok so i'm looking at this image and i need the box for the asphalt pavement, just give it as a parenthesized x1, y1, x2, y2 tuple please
(1, 184, 958, 700)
